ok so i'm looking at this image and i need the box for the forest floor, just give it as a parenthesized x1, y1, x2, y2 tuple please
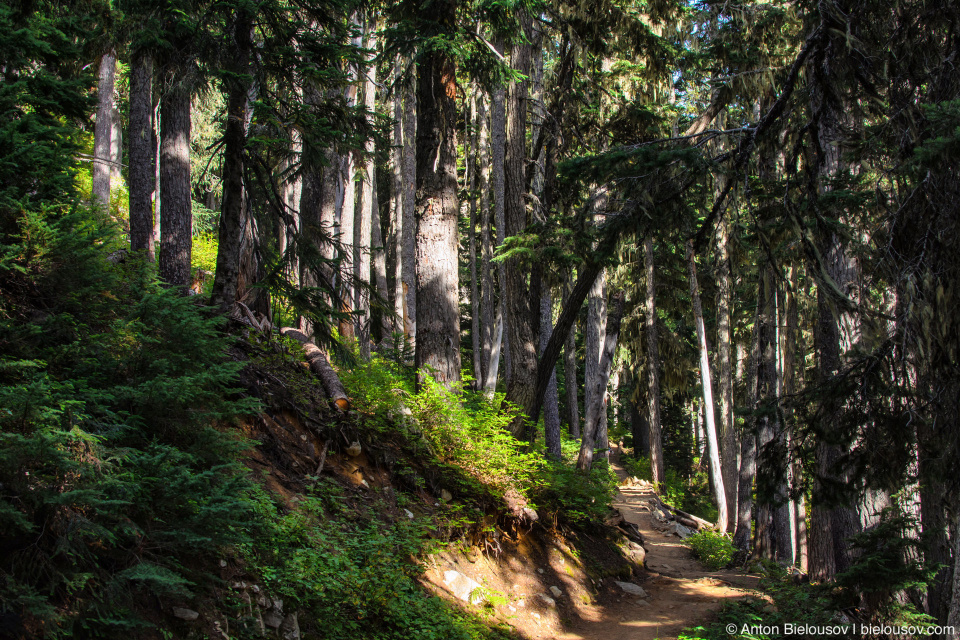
(420, 446, 762, 640)
(553, 450, 761, 640)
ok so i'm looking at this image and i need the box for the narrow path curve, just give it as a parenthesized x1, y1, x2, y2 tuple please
(557, 453, 760, 640)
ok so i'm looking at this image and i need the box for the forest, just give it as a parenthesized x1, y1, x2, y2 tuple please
(1, 0, 959, 638)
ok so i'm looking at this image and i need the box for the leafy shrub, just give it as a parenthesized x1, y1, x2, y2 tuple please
(686, 530, 736, 570)
(340, 354, 540, 502)
(243, 482, 512, 640)
(0, 205, 258, 637)
(620, 455, 653, 481)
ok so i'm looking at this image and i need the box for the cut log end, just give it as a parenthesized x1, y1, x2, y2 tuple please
(280, 327, 350, 412)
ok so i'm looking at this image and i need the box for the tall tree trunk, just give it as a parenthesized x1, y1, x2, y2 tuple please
(390, 65, 405, 337)
(734, 303, 761, 550)
(717, 214, 738, 532)
(578, 291, 625, 470)
(211, 11, 252, 310)
(414, 8, 460, 385)
(338, 18, 362, 339)
(585, 269, 607, 454)
(645, 237, 665, 484)
(468, 92, 483, 388)
(356, 18, 377, 355)
(129, 52, 155, 256)
(371, 169, 390, 342)
(152, 102, 161, 258)
(782, 264, 805, 567)
(503, 16, 537, 435)
(563, 270, 581, 437)
(401, 56, 417, 348)
(92, 49, 116, 209)
(755, 262, 788, 560)
(686, 239, 728, 531)
(158, 80, 193, 290)
(491, 47, 509, 387)
(478, 93, 495, 389)
(541, 290, 561, 459)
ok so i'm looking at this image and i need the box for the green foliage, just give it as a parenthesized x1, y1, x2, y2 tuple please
(620, 454, 653, 481)
(339, 353, 619, 527)
(535, 457, 619, 527)
(0, 204, 258, 637)
(340, 353, 540, 502)
(242, 482, 513, 640)
(685, 530, 736, 571)
(678, 568, 846, 640)
(0, 3, 94, 215)
(659, 467, 718, 523)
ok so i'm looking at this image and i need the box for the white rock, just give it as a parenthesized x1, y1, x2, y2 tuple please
(441, 489, 453, 502)
(172, 607, 199, 621)
(549, 586, 562, 598)
(280, 612, 300, 640)
(522, 507, 539, 522)
(219, 559, 227, 568)
(538, 594, 556, 607)
(614, 581, 649, 597)
(263, 612, 283, 629)
(671, 522, 693, 539)
(404, 508, 415, 519)
(443, 570, 485, 605)
(536, 568, 544, 574)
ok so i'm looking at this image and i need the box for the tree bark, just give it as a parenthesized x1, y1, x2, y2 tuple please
(645, 237, 665, 484)
(158, 80, 193, 290)
(686, 239, 728, 531)
(92, 49, 116, 209)
(716, 213, 738, 532)
(129, 52, 155, 256)
(540, 288, 562, 459)
(503, 17, 537, 434)
(578, 291, 625, 470)
(563, 270, 581, 437)
(211, 11, 252, 310)
(478, 93, 495, 389)
(491, 45, 509, 387)
(281, 327, 349, 411)
(390, 64, 405, 337)
(356, 18, 377, 355)
(734, 302, 761, 550)
(401, 55, 417, 347)
(414, 8, 461, 385)
(585, 268, 605, 441)
(468, 91, 483, 388)
(782, 264, 805, 568)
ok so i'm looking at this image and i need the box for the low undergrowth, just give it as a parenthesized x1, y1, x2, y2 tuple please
(337, 350, 619, 530)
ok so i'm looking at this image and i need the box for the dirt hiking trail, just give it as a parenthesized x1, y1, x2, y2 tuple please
(555, 453, 760, 640)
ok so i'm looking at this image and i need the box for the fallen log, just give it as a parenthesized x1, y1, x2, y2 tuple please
(280, 327, 350, 412)
(650, 496, 715, 531)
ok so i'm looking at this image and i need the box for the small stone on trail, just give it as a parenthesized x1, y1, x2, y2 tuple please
(172, 607, 199, 621)
(670, 522, 693, 539)
(537, 568, 544, 574)
(614, 581, 649, 598)
(538, 594, 556, 607)
(549, 586, 562, 598)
